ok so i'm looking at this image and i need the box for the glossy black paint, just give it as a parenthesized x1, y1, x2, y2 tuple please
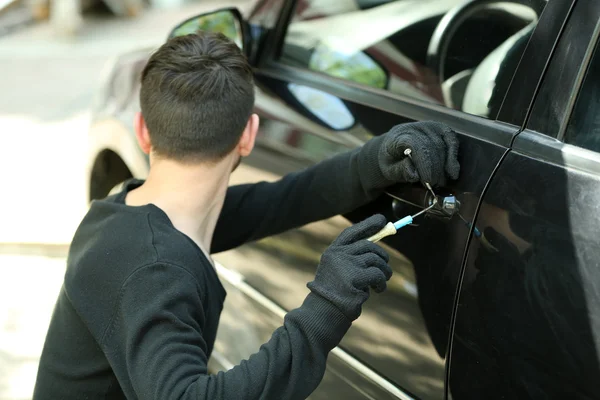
(243, 1, 579, 397)
(242, 69, 512, 399)
(86, 0, 600, 398)
(497, 0, 575, 127)
(526, 0, 600, 138)
(450, 148, 600, 399)
(258, 63, 517, 147)
(448, 2, 600, 398)
(564, 40, 600, 154)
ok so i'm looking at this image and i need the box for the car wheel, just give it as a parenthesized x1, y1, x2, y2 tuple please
(89, 149, 132, 203)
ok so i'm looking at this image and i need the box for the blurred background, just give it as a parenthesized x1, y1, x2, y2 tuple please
(0, 1, 250, 398)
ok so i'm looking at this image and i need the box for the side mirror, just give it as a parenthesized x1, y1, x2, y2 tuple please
(168, 8, 249, 54)
(288, 83, 356, 131)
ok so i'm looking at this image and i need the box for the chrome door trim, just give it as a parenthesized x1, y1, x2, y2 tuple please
(214, 262, 415, 400)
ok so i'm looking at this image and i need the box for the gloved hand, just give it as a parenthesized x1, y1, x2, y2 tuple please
(307, 214, 392, 321)
(358, 121, 460, 189)
(379, 121, 460, 187)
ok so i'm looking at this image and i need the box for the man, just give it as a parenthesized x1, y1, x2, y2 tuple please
(33, 32, 459, 399)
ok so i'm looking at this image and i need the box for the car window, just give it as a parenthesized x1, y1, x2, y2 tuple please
(248, 0, 288, 28)
(279, 0, 547, 120)
(564, 39, 600, 153)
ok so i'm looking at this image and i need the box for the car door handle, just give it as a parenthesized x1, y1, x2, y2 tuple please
(385, 185, 460, 220)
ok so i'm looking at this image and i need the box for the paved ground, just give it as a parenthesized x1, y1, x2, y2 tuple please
(0, 251, 67, 399)
(0, 2, 250, 398)
(0, 0, 251, 245)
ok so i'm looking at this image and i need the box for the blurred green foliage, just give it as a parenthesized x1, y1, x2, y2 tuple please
(171, 11, 242, 48)
(309, 45, 387, 89)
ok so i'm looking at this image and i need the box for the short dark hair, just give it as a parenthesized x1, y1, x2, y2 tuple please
(140, 31, 254, 162)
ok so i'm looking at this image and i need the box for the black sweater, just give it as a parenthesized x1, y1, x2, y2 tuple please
(33, 139, 391, 400)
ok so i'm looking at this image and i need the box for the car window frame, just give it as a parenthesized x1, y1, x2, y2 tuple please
(513, 0, 600, 178)
(497, 0, 576, 127)
(253, 0, 574, 134)
(556, 7, 600, 145)
(525, 0, 600, 140)
(562, 37, 600, 149)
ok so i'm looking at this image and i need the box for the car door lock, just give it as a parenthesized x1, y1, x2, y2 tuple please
(426, 192, 460, 218)
(388, 185, 461, 221)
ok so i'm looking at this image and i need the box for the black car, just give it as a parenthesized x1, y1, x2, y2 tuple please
(86, 0, 600, 398)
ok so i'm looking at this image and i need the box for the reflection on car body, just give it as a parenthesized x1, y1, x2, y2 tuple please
(87, 0, 600, 398)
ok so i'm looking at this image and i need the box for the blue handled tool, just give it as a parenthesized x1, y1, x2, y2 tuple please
(368, 147, 438, 243)
(367, 147, 492, 246)
(367, 200, 437, 243)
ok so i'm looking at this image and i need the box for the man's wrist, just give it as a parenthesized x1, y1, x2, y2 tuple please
(287, 292, 352, 349)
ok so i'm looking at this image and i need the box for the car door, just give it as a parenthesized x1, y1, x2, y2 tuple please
(211, 0, 570, 398)
(448, 1, 600, 398)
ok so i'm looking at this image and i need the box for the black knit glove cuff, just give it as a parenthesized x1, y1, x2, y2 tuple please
(356, 134, 396, 194)
(290, 292, 352, 348)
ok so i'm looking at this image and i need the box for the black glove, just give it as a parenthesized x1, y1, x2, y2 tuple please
(307, 214, 392, 321)
(370, 121, 460, 188)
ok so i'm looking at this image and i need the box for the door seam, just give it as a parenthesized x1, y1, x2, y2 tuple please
(444, 2, 579, 394)
(510, 0, 578, 147)
(442, 145, 513, 399)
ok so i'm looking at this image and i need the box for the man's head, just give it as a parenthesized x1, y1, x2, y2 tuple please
(135, 31, 258, 165)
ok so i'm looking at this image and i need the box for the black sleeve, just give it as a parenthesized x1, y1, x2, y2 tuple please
(102, 263, 351, 400)
(211, 137, 390, 253)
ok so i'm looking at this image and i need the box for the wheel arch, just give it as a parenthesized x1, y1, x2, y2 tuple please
(87, 118, 149, 202)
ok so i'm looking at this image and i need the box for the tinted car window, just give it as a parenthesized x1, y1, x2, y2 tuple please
(280, 0, 546, 120)
(564, 39, 600, 152)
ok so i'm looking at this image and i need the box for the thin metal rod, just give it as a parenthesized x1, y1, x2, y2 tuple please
(405, 148, 438, 200)
(424, 182, 437, 200)
(383, 190, 424, 209)
(411, 200, 437, 219)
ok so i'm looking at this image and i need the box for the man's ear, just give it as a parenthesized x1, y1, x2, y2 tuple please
(134, 112, 152, 154)
(238, 113, 259, 157)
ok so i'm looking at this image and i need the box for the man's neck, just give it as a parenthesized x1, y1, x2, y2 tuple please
(125, 157, 234, 256)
